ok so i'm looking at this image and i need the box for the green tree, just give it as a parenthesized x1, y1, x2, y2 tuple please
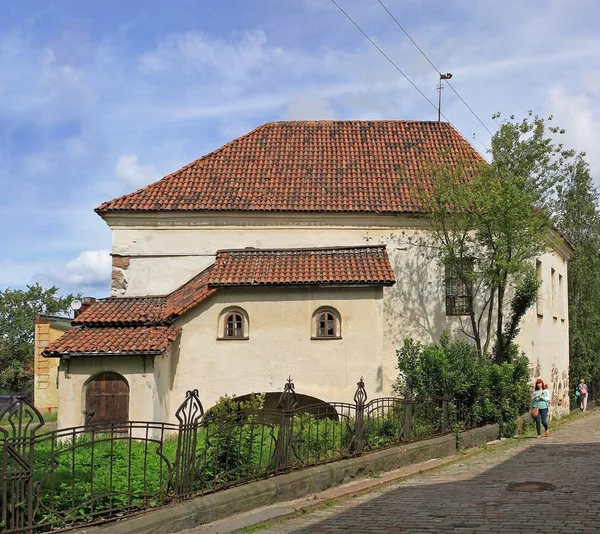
(415, 113, 574, 363)
(556, 156, 600, 388)
(0, 284, 77, 391)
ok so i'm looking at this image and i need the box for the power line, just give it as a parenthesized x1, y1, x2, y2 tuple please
(330, 0, 445, 120)
(375, 0, 494, 136)
(329, 0, 488, 159)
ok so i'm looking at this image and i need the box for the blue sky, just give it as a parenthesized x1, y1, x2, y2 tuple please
(1, 0, 599, 298)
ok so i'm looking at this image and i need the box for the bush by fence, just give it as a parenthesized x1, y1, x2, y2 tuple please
(395, 336, 532, 437)
(2, 377, 485, 533)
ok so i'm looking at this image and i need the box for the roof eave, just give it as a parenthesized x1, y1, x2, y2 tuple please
(208, 281, 396, 288)
(43, 350, 164, 358)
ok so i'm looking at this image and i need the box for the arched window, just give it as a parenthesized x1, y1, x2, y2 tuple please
(312, 308, 341, 339)
(225, 312, 244, 338)
(218, 307, 249, 340)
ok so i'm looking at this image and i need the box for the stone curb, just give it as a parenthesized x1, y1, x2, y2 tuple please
(74, 424, 499, 534)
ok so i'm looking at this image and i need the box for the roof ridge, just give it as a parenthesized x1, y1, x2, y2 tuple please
(269, 119, 452, 125)
(216, 244, 386, 254)
(90, 295, 170, 302)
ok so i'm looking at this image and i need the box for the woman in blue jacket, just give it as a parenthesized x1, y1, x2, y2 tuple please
(532, 378, 550, 439)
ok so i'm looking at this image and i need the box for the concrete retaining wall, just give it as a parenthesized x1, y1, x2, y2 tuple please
(78, 425, 499, 534)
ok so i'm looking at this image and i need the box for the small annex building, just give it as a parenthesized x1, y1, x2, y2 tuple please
(43, 121, 572, 429)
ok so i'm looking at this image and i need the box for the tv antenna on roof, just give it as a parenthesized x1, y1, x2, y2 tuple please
(70, 299, 82, 311)
(437, 73, 453, 122)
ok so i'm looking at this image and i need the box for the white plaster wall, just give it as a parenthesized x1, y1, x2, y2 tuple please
(152, 351, 172, 422)
(109, 216, 489, 393)
(167, 285, 384, 423)
(57, 354, 171, 433)
(104, 213, 570, 420)
(515, 250, 570, 417)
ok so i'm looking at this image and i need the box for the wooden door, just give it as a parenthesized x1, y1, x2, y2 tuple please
(85, 372, 129, 426)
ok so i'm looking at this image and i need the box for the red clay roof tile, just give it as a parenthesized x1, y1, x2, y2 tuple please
(72, 297, 167, 326)
(96, 121, 483, 215)
(209, 246, 395, 286)
(43, 326, 181, 357)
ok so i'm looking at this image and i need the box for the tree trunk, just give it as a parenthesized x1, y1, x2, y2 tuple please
(495, 282, 505, 364)
(483, 287, 496, 356)
(470, 310, 482, 357)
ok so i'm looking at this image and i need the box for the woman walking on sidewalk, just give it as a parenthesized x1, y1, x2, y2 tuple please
(532, 379, 550, 439)
(578, 379, 589, 412)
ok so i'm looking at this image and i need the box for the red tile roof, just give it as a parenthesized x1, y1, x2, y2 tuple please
(72, 297, 167, 326)
(43, 326, 181, 357)
(164, 268, 219, 320)
(209, 246, 396, 286)
(96, 121, 484, 215)
(71, 246, 395, 328)
(71, 266, 218, 327)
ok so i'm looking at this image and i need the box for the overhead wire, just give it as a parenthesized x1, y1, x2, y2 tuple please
(329, 0, 489, 159)
(330, 0, 448, 121)
(375, 0, 494, 136)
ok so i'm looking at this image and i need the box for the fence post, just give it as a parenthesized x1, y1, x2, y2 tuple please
(174, 389, 204, 497)
(353, 377, 367, 454)
(442, 398, 449, 434)
(274, 377, 298, 471)
(1, 433, 6, 532)
(403, 385, 412, 442)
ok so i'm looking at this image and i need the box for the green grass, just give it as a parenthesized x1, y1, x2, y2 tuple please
(0, 410, 57, 427)
(2, 406, 499, 531)
(28, 420, 280, 527)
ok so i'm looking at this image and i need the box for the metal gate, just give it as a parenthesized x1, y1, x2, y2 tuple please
(1, 397, 44, 533)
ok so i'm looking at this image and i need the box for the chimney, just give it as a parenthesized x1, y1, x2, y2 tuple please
(74, 297, 96, 318)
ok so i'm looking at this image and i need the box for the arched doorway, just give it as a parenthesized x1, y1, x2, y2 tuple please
(85, 372, 129, 427)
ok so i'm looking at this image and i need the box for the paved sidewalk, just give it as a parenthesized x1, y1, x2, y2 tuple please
(256, 411, 600, 533)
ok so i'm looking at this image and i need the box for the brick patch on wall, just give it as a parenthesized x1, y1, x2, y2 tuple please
(112, 255, 130, 270)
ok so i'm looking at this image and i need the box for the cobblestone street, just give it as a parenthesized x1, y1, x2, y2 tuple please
(259, 411, 600, 533)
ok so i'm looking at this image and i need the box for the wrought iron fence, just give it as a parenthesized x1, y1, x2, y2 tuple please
(1, 377, 482, 533)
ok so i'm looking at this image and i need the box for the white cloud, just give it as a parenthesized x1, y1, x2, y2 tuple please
(0, 259, 37, 288)
(115, 154, 157, 187)
(546, 86, 600, 181)
(281, 94, 336, 120)
(138, 30, 276, 86)
(41, 249, 111, 295)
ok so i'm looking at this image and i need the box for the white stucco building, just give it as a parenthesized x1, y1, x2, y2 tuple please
(44, 121, 572, 429)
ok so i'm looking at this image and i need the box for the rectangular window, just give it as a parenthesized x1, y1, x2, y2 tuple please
(445, 262, 473, 316)
(559, 274, 564, 320)
(551, 268, 557, 318)
(536, 260, 544, 316)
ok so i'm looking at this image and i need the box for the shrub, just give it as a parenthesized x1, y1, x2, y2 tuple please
(394, 334, 530, 437)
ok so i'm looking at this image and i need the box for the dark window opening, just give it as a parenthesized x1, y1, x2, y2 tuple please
(445, 262, 473, 316)
(317, 312, 337, 337)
